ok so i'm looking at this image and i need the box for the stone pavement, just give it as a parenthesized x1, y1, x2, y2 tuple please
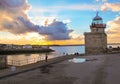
(0, 54, 80, 79)
(0, 54, 120, 84)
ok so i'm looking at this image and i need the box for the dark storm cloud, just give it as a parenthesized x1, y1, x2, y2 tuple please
(38, 21, 73, 40)
(0, 0, 73, 40)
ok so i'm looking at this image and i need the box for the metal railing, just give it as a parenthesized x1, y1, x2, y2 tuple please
(7, 56, 45, 66)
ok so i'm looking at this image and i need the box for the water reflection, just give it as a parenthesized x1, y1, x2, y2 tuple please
(51, 46, 85, 56)
(69, 58, 86, 63)
(2, 45, 119, 66)
(5, 46, 85, 66)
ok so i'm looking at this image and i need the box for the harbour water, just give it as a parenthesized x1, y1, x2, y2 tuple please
(2, 45, 120, 66)
(7, 46, 85, 66)
(51, 46, 85, 56)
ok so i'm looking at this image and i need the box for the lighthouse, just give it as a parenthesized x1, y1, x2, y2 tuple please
(84, 12, 107, 54)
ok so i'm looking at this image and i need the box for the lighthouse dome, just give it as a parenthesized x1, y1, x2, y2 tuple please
(93, 15, 102, 20)
(92, 12, 103, 24)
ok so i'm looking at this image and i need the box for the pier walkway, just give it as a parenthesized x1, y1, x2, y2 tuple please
(0, 54, 120, 84)
(0, 54, 81, 79)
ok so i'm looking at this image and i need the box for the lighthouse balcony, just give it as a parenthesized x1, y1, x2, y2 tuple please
(90, 24, 106, 28)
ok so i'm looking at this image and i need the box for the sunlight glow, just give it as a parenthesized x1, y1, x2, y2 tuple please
(29, 16, 56, 26)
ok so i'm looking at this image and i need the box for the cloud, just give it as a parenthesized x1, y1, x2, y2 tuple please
(0, 32, 45, 45)
(96, 0, 99, 2)
(106, 16, 120, 43)
(107, 16, 120, 34)
(73, 36, 84, 41)
(0, 0, 32, 33)
(62, 19, 71, 24)
(101, 2, 120, 12)
(0, 0, 73, 40)
(38, 20, 73, 40)
(102, 0, 107, 3)
(53, 4, 100, 11)
(95, 0, 107, 3)
(31, 4, 101, 13)
(100, 1, 120, 43)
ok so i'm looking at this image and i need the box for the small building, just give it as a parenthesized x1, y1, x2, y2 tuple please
(84, 12, 107, 54)
(32, 45, 42, 49)
(6, 44, 13, 49)
(23, 44, 32, 49)
(0, 44, 6, 50)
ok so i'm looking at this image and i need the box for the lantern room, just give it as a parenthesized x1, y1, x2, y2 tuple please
(90, 12, 106, 33)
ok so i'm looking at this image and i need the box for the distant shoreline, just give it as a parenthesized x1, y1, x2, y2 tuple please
(0, 48, 54, 55)
(0, 43, 120, 47)
(48, 43, 120, 46)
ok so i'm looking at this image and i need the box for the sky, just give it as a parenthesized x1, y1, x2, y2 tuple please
(0, 0, 120, 45)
